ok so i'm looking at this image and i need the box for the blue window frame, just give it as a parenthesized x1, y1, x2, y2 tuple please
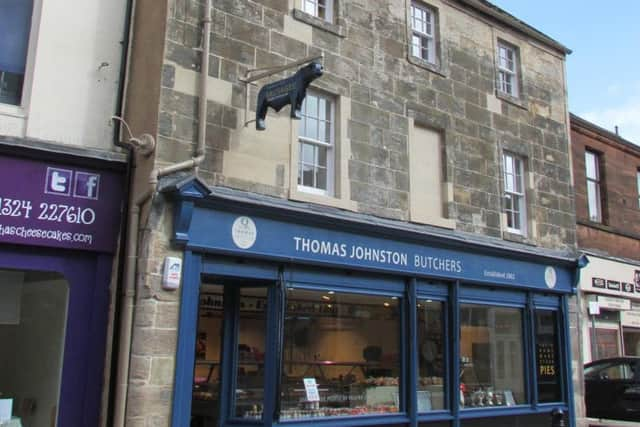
(173, 255, 574, 427)
(416, 279, 451, 420)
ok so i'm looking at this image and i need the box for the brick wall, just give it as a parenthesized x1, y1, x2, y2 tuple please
(571, 116, 640, 261)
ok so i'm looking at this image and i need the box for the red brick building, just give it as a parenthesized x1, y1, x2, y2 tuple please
(572, 113, 640, 259)
(571, 114, 640, 425)
(571, 113, 640, 364)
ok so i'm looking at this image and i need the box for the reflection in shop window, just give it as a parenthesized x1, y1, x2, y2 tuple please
(417, 300, 445, 411)
(280, 289, 400, 419)
(459, 304, 525, 408)
(535, 310, 561, 402)
(0, 269, 68, 427)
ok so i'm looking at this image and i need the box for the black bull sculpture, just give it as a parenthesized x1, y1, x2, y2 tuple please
(255, 62, 324, 131)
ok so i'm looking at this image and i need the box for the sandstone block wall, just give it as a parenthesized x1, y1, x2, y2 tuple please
(123, 0, 579, 425)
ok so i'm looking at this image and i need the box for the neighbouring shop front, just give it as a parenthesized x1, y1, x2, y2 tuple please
(166, 178, 578, 427)
(578, 253, 640, 363)
(0, 148, 125, 426)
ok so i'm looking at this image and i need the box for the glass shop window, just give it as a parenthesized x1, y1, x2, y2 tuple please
(589, 310, 621, 360)
(0, 0, 34, 106)
(417, 299, 445, 411)
(0, 269, 68, 427)
(191, 285, 224, 426)
(535, 310, 561, 403)
(459, 304, 525, 408)
(234, 287, 268, 419)
(623, 327, 640, 356)
(280, 288, 401, 420)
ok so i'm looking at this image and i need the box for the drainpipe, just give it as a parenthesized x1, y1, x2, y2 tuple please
(111, 126, 155, 427)
(111, 0, 211, 424)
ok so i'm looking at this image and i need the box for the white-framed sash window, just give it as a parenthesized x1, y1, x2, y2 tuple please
(410, 2, 437, 64)
(497, 41, 519, 98)
(302, 0, 333, 23)
(585, 150, 602, 223)
(503, 152, 526, 234)
(298, 91, 335, 196)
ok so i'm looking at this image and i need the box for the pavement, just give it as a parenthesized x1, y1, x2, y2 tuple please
(587, 418, 640, 426)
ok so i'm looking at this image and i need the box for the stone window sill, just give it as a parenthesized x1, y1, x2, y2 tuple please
(577, 219, 611, 232)
(407, 55, 447, 78)
(290, 187, 356, 211)
(292, 9, 346, 37)
(496, 90, 527, 110)
(411, 216, 456, 230)
(502, 230, 537, 246)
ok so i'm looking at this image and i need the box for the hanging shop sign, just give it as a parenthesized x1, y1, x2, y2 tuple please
(0, 155, 124, 252)
(255, 62, 323, 130)
(184, 208, 573, 292)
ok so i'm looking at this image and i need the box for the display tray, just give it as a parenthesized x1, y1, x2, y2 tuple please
(364, 385, 397, 406)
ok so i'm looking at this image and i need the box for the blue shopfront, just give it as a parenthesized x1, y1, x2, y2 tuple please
(166, 178, 577, 427)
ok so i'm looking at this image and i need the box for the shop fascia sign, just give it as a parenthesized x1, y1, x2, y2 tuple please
(0, 155, 124, 253)
(596, 295, 631, 311)
(582, 255, 640, 299)
(184, 208, 573, 292)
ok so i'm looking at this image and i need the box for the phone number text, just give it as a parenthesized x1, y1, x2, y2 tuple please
(0, 197, 96, 225)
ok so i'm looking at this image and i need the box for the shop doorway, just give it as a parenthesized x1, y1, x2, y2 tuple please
(0, 247, 114, 427)
(623, 328, 640, 356)
(191, 280, 273, 426)
(590, 321, 621, 360)
(0, 270, 68, 427)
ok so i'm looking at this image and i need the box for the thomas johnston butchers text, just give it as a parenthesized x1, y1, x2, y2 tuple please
(293, 236, 463, 273)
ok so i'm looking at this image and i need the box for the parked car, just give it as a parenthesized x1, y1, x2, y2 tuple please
(585, 357, 640, 421)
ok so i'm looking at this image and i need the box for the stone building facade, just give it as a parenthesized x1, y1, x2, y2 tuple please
(121, 0, 578, 425)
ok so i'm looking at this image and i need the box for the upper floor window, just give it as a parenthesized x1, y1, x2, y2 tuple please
(585, 150, 602, 222)
(0, 0, 34, 106)
(636, 169, 640, 209)
(503, 152, 526, 234)
(302, 0, 334, 23)
(298, 91, 335, 196)
(497, 41, 519, 98)
(410, 2, 437, 64)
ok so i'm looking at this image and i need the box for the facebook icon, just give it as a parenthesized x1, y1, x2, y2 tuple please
(45, 167, 73, 196)
(74, 172, 100, 200)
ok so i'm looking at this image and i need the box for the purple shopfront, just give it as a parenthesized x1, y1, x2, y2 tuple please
(0, 153, 125, 426)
